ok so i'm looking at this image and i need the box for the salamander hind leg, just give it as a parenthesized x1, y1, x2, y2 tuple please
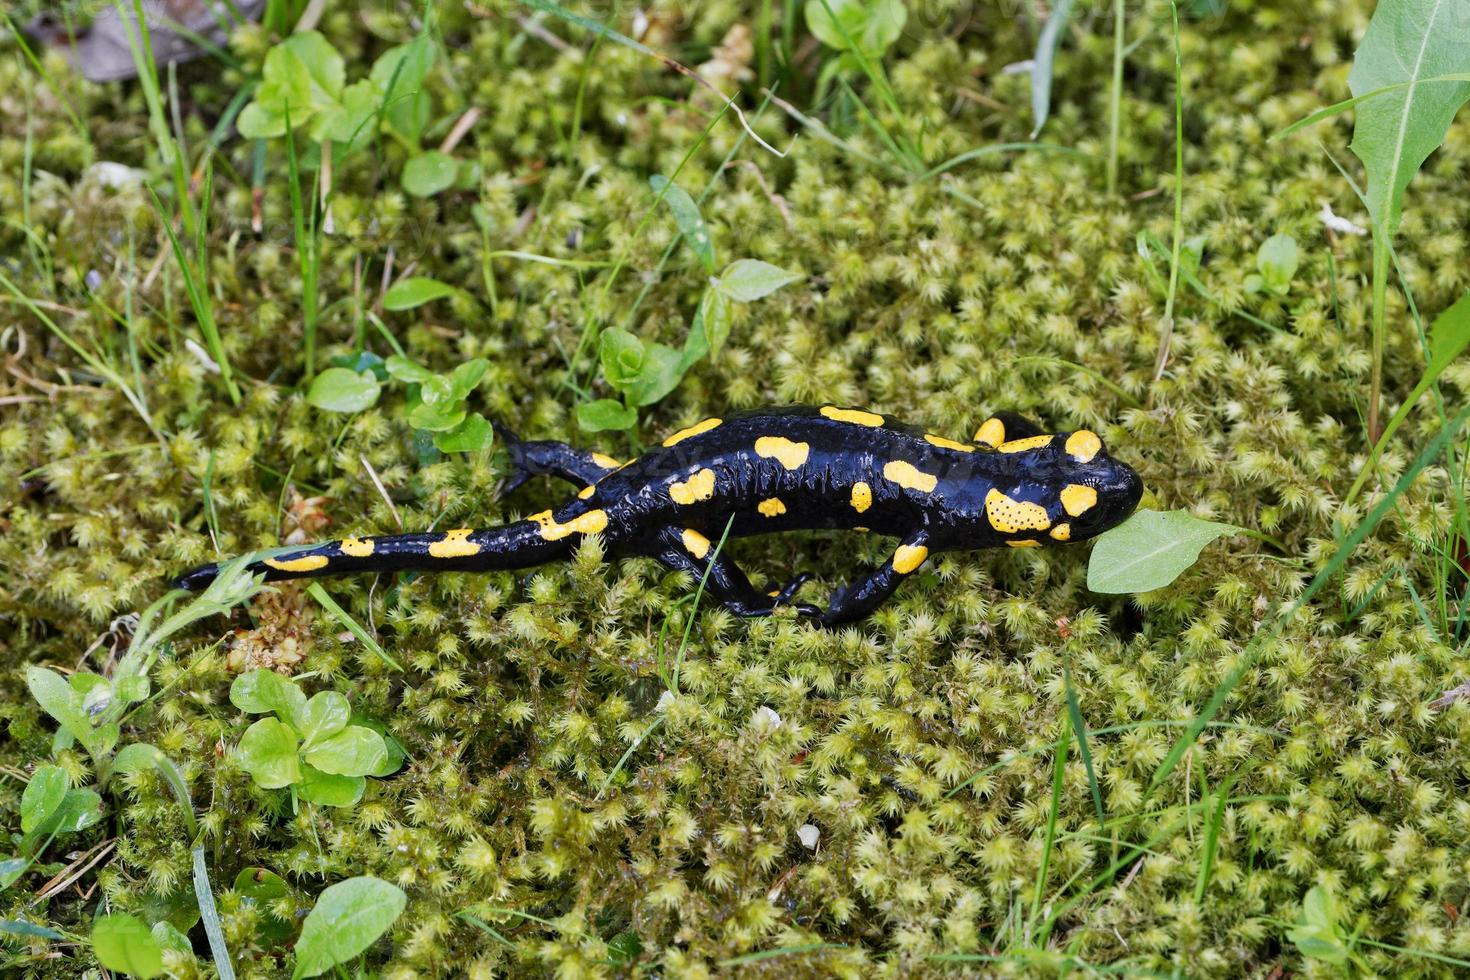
(654, 529, 819, 619)
(496, 422, 622, 494)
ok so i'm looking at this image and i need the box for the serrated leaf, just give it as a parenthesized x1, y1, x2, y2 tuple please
(307, 368, 381, 413)
(236, 719, 301, 790)
(1086, 510, 1238, 594)
(291, 876, 406, 979)
(303, 726, 389, 778)
(1348, 0, 1470, 238)
(384, 277, 458, 311)
(715, 259, 802, 302)
(650, 175, 715, 273)
(21, 766, 67, 835)
(92, 914, 165, 979)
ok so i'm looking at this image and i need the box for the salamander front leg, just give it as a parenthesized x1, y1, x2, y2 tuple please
(819, 531, 932, 626)
(655, 529, 820, 619)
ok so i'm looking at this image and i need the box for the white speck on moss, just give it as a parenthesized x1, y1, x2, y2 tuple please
(798, 824, 820, 850)
(751, 706, 781, 729)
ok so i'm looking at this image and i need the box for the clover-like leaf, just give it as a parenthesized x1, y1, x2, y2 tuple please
(294, 692, 351, 747)
(402, 151, 460, 197)
(297, 766, 366, 808)
(92, 914, 165, 979)
(237, 719, 302, 790)
(599, 328, 647, 389)
(577, 399, 638, 433)
(303, 726, 389, 778)
(230, 671, 307, 725)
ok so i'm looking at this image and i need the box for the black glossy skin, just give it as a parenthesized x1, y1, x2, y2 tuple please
(177, 407, 1143, 625)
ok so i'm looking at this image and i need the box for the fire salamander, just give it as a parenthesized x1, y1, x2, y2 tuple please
(177, 407, 1143, 625)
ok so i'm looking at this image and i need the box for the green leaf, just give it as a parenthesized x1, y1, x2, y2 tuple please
(433, 413, 495, 453)
(402, 151, 460, 197)
(407, 376, 468, 431)
(93, 914, 165, 979)
(151, 920, 192, 955)
(599, 328, 647, 389)
(371, 36, 436, 146)
(294, 692, 350, 747)
(230, 671, 307, 724)
(447, 359, 490, 400)
(682, 288, 732, 370)
(384, 355, 435, 383)
(715, 259, 803, 302)
(303, 726, 389, 778)
(576, 399, 638, 432)
(307, 368, 381, 413)
(236, 719, 302, 790)
(319, 79, 381, 149)
(25, 666, 90, 744)
(280, 31, 345, 108)
(1255, 233, 1298, 294)
(297, 766, 366, 807)
(623, 343, 685, 408)
(243, 31, 347, 138)
(650, 176, 715, 273)
(1287, 886, 1349, 964)
(1347, 0, 1470, 238)
(1427, 288, 1470, 379)
(1029, 0, 1075, 139)
(804, 0, 906, 57)
(1086, 510, 1239, 594)
(352, 716, 407, 777)
(291, 876, 407, 979)
(0, 918, 64, 940)
(384, 277, 458, 311)
(236, 102, 287, 140)
(21, 766, 67, 835)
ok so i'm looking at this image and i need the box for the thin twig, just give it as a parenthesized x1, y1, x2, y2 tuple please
(360, 454, 403, 531)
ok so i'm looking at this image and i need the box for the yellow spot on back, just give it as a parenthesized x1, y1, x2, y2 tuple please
(758, 497, 787, 517)
(430, 528, 481, 558)
(882, 460, 938, 494)
(925, 434, 975, 453)
(854, 526, 870, 533)
(974, 417, 1006, 448)
(265, 554, 329, 573)
(820, 406, 885, 427)
(663, 418, 722, 446)
(669, 468, 717, 505)
(892, 544, 929, 574)
(536, 509, 610, 541)
(1065, 430, 1102, 462)
(340, 537, 374, 557)
(850, 481, 873, 513)
(1008, 539, 1042, 548)
(578, 485, 596, 499)
(591, 452, 621, 469)
(1061, 484, 1098, 517)
(682, 528, 711, 559)
(985, 488, 1051, 533)
(1050, 523, 1072, 541)
(754, 436, 810, 470)
(998, 434, 1053, 453)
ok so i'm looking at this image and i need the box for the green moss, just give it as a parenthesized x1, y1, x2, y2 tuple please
(2, 0, 1470, 975)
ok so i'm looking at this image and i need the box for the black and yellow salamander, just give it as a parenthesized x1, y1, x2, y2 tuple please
(177, 407, 1143, 625)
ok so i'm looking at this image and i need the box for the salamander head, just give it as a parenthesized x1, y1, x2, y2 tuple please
(976, 428, 1143, 546)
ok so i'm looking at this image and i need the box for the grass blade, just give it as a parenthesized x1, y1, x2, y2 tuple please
(306, 583, 403, 671)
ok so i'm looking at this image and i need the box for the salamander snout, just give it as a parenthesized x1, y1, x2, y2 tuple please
(1057, 431, 1143, 541)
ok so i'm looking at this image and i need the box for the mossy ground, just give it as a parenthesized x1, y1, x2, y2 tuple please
(3, 0, 1470, 976)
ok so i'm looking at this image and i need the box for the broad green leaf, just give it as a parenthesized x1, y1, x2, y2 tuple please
(407, 376, 468, 431)
(230, 671, 307, 724)
(291, 876, 407, 979)
(307, 368, 381, 413)
(682, 288, 732, 370)
(26, 667, 92, 744)
(1029, 0, 1075, 139)
(352, 716, 407, 777)
(384, 277, 458, 311)
(236, 719, 302, 790)
(279, 31, 345, 109)
(805, 0, 906, 57)
(244, 31, 346, 138)
(1256, 233, 1298, 294)
(303, 726, 389, 777)
(622, 343, 685, 408)
(371, 36, 436, 145)
(1427, 288, 1470, 379)
(384, 355, 435, 383)
(650, 175, 715, 273)
(433, 413, 495, 453)
(715, 259, 803, 302)
(448, 359, 490, 400)
(1086, 510, 1238, 594)
(1348, 0, 1470, 238)
(52, 786, 104, 834)
(600, 328, 647, 389)
(577, 399, 638, 432)
(319, 79, 381, 149)
(237, 102, 288, 140)
(151, 921, 192, 954)
(402, 151, 460, 197)
(294, 692, 351, 746)
(21, 766, 67, 835)
(1287, 886, 1348, 964)
(93, 914, 165, 979)
(297, 766, 366, 807)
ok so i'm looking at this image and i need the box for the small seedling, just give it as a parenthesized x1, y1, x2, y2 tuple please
(307, 350, 494, 455)
(1244, 233, 1298, 297)
(230, 671, 400, 808)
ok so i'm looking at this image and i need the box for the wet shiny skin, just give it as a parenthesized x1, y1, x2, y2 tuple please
(177, 407, 1143, 625)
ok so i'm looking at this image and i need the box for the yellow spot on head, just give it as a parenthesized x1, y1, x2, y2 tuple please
(820, 406, 885, 427)
(1050, 523, 1071, 541)
(663, 418, 723, 447)
(892, 544, 929, 574)
(591, 452, 621, 469)
(669, 468, 717, 505)
(767, 589, 781, 598)
(536, 509, 610, 541)
(1065, 430, 1102, 462)
(985, 488, 1051, 533)
(758, 497, 787, 517)
(998, 434, 1054, 453)
(974, 417, 1006, 448)
(882, 460, 938, 494)
(529, 510, 555, 529)
(925, 434, 975, 453)
(850, 481, 873, 513)
(682, 528, 711, 559)
(1060, 484, 1098, 517)
(265, 554, 329, 573)
(430, 528, 481, 558)
(1008, 539, 1043, 548)
(754, 436, 810, 470)
(340, 537, 374, 558)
